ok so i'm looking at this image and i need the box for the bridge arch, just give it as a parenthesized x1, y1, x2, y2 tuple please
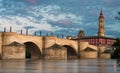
(24, 42, 42, 59)
(63, 45, 78, 59)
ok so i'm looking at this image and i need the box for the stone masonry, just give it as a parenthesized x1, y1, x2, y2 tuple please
(0, 32, 111, 60)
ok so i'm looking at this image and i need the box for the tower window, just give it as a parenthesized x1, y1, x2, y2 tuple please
(100, 20, 103, 23)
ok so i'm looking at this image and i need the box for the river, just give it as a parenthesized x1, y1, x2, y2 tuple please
(0, 59, 120, 73)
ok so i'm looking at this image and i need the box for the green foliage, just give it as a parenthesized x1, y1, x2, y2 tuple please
(111, 38, 120, 59)
(115, 12, 120, 20)
(111, 47, 120, 59)
(112, 38, 120, 47)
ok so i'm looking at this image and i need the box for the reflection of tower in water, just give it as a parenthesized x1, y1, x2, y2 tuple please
(96, 60, 116, 73)
(113, 62, 117, 73)
(97, 61, 106, 73)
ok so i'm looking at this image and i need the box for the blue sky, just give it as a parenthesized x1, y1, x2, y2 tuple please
(0, 0, 120, 38)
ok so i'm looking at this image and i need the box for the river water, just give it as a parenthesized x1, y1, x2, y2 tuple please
(0, 59, 120, 73)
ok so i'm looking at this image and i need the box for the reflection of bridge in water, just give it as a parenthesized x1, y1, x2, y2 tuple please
(0, 32, 102, 60)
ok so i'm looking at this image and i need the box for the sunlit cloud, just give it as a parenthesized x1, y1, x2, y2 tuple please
(0, 0, 119, 37)
(26, 0, 37, 4)
(102, 0, 113, 3)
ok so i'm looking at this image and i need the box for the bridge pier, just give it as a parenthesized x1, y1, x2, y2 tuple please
(97, 46, 111, 59)
(42, 36, 46, 59)
(77, 40, 80, 59)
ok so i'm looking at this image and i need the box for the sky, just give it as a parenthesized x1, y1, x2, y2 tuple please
(0, 0, 120, 38)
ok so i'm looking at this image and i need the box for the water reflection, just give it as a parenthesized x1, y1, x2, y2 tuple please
(116, 59, 120, 72)
(0, 59, 120, 73)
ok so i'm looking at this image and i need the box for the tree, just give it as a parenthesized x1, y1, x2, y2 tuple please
(115, 12, 120, 20)
(111, 38, 120, 59)
(112, 38, 120, 47)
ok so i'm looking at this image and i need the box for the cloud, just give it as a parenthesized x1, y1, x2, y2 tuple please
(28, 5, 83, 25)
(106, 23, 120, 32)
(0, 15, 81, 36)
(0, 15, 65, 35)
(0, 0, 119, 37)
(102, 0, 113, 3)
(26, 0, 37, 4)
(0, 4, 82, 35)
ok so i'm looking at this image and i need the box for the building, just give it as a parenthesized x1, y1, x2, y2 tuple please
(72, 10, 116, 49)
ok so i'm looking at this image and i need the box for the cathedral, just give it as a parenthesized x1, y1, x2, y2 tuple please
(72, 10, 116, 49)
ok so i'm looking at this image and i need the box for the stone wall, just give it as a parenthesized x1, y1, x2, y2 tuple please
(0, 32, 100, 60)
(45, 44, 67, 59)
(79, 42, 89, 51)
(100, 53, 111, 59)
(98, 46, 106, 53)
(80, 51, 97, 59)
(2, 45, 25, 59)
(98, 46, 111, 59)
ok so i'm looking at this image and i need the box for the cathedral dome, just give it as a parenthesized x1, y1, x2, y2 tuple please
(78, 30, 85, 38)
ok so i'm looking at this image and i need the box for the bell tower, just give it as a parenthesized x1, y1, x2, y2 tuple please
(98, 9, 105, 37)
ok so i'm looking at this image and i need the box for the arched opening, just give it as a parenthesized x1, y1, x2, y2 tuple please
(63, 45, 78, 59)
(24, 42, 42, 59)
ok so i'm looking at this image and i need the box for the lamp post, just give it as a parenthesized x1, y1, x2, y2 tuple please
(4, 27, 6, 32)
(10, 26, 12, 32)
(20, 29, 22, 35)
(62, 32, 64, 38)
(26, 29, 28, 35)
(40, 31, 41, 36)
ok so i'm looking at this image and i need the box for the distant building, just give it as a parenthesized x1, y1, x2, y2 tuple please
(78, 29, 85, 38)
(72, 10, 116, 48)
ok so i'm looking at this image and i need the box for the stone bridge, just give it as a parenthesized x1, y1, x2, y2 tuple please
(0, 32, 99, 59)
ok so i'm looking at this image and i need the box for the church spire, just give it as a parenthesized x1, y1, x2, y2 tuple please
(100, 8, 103, 15)
(99, 9, 104, 19)
(98, 9, 105, 37)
